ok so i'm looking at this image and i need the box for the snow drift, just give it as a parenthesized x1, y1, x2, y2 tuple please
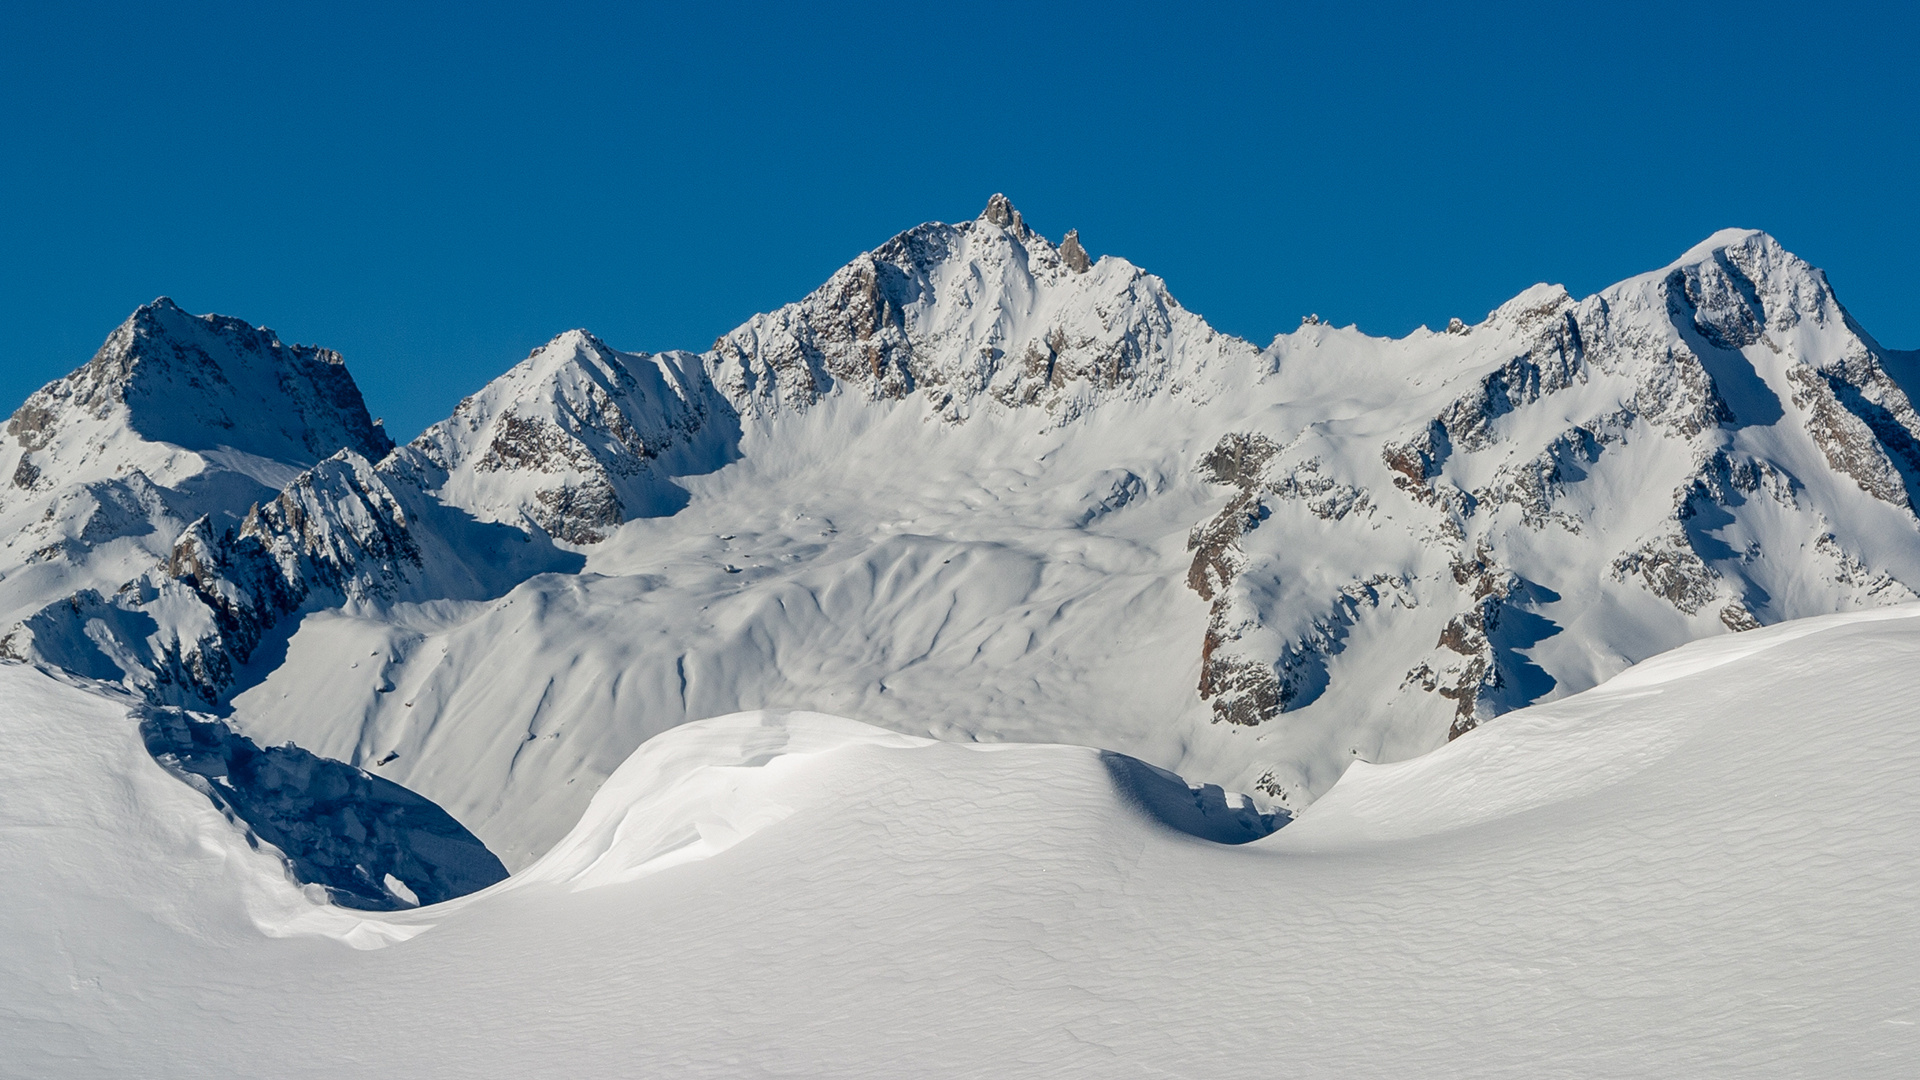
(4, 602, 1918, 1076)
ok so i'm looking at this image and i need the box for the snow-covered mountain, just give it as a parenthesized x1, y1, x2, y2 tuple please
(7, 199, 1920, 872)
(710, 193, 1253, 419)
(1188, 228, 1920, 804)
(0, 298, 392, 630)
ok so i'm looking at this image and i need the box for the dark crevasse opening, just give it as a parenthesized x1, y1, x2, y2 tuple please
(139, 709, 509, 910)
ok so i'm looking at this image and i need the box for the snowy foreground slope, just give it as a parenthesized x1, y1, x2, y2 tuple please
(5, 606, 1917, 1078)
(9, 201, 1920, 877)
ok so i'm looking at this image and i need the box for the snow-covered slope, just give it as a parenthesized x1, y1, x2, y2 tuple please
(6, 605, 1917, 1077)
(11, 202, 1920, 872)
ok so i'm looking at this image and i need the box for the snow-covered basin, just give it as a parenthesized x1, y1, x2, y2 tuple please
(6, 604, 1920, 1077)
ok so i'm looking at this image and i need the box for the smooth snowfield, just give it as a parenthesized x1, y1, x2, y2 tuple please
(7, 607, 1920, 1077)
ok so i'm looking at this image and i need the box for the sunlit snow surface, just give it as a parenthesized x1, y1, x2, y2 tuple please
(6, 606, 1919, 1077)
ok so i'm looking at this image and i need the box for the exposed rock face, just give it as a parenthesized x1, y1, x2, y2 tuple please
(1787, 365, 1912, 507)
(1612, 531, 1719, 615)
(1060, 229, 1092, 274)
(1188, 433, 1282, 726)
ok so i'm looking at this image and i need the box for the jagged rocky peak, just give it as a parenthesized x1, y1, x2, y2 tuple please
(406, 329, 727, 544)
(710, 194, 1257, 421)
(1646, 228, 1920, 509)
(1059, 228, 1092, 274)
(1660, 229, 1834, 345)
(981, 192, 1027, 234)
(4, 297, 392, 475)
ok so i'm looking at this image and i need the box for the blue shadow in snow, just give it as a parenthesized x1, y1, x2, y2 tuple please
(1101, 752, 1288, 844)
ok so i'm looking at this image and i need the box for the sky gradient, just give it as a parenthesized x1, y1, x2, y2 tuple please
(2, 1, 1915, 439)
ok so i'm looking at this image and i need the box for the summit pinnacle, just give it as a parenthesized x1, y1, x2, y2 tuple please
(982, 193, 1024, 234)
(1061, 229, 1091, 273)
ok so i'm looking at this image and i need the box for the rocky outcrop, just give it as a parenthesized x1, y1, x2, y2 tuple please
(1383, 422, 1449, 490)
(1787, 364, 1913, 507)
(1474, 422, 1612, 531)
(1187, 434, 1280, 726)
(1405, 544, 1522, 739)
(1269, 458, 1372, 522)
(1611, 531, 1719, 616)
(1187, 434, 1409, 728)
(1060, 229, 1092, 274)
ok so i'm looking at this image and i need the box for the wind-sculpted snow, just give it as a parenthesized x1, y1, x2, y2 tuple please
(5, 607, 1920, 1076)
(9, 205, 1920, 865)
(510, 711, 1284, 895)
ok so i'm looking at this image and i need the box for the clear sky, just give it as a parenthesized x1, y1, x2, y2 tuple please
(2, 1, 1915, 440)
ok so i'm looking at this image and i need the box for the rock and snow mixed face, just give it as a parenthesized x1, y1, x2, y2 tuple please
(6, 201, 1920, 869)
(403, 331, 736, 544)
(0, 298, 392, 628)
(1181, 228, 1920, 803)
(711, 192, 1257, 421)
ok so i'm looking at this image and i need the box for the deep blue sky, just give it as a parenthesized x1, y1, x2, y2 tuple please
(3, 2, 1915, 440)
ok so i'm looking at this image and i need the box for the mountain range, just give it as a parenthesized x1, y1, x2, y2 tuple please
(6, 196, 1919, 878)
